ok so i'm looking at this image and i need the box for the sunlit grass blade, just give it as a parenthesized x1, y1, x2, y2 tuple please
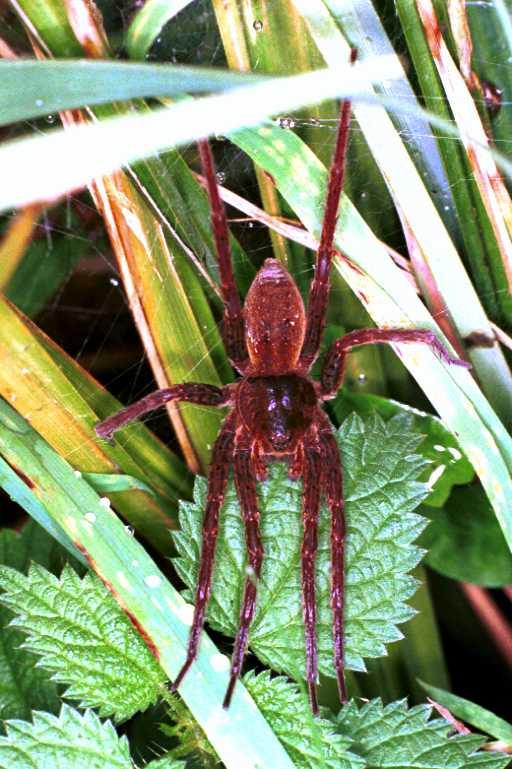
(11, 1, 234, 473)
(0, 455, 87, 565)
(87, 165, 225, 474)
(10, 0, 82, 57)
(130, 147, 254, 304)
(0, 399, 297, 769)
(212, 0, 336, 269)
(231, 123, 512, 550)
(0, 296, 189, 553)
(467, 0, 512, 161)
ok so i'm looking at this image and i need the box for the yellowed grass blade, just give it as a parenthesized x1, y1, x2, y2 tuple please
(0, 206, 41, 290)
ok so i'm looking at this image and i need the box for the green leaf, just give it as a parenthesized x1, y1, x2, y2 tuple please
(244, 670, 363, 769)
(174, 413, 428, 681)
(0, 523, 61, 720)
(0, 517, 79, 577)
(0, 563, 166, 723)
(0, 705, 131, 769)
(420, 681, 512, 743)
(336, 698, 510, 769)
(145, 758, 186, 769)
(5, 218, 89, 317)
(330, 390, 474, 507)
(420, 487, 512, 587)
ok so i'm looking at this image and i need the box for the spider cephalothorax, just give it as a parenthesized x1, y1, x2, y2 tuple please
(96, 90, 469, 713)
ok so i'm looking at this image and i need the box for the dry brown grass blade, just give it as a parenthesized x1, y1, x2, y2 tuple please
(63, 0, 110, 58)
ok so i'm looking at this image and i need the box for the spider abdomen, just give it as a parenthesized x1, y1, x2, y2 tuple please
(237, 374, 316, 452)
(244, 259, 306, 373)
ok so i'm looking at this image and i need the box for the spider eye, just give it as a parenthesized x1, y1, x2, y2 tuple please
(271, 433, 291, 450)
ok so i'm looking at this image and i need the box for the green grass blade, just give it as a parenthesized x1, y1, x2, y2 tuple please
(10, 0, 82, 57)
(419, 681, 512, 742)
(89, 167, 225, 473)
(125, 0, 195, 59)
(0, 399, 297, 769)
(0, 60, 265, 128)
(0, 456, 86, 565)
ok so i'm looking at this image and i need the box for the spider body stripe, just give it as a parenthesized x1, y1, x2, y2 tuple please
(95, 75, 470, 713)
(244, 258, 306, 373)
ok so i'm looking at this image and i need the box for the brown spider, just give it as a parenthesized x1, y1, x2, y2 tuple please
(95, 93, 469, 714)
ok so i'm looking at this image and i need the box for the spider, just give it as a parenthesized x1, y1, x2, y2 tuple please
(95, 92, 469, 714)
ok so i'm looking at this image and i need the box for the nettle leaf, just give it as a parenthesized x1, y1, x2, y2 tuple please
(174, 413, 428, 680)
(0, 563, 166, 722)
(145, 758, 186, 769)
(0, 522, 62, 720)
(331, 390, 474, 508)
(244, 670, 363, 769)
(0, 704, 131, 769)
(336, 698, 509, 769)
(420, 486, 512, 587)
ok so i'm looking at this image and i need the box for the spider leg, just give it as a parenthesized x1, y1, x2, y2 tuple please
(223, 435, 264, 708)
(321, 328, 471, 398)
(198, 140, 248, 373)
(171, 412, 236, 694)
(299, 53, 355, 370)
(317, 410, 347, 703)
(95, 383, 230, 441)
(301, 442, 323, 714)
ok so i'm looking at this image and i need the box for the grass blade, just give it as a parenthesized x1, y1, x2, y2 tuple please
(0, 398, 297, 769)
(0, 296, 189, 553)
(0, 60, 265, 127)
(0, 60, 404, 212)
(420, 680, 512, 742)
(125, 0, 195, 60)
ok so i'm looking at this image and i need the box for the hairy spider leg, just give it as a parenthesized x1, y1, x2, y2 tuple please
(198, 140, 247, 372)
(320, 328, 471, 398)
(318, 410, 347, 703)
(301, 444, 323, 714)
(95, 383, 229, 441)
(223, 433, 264, 709)
(171, 412, 237, 693)
(300, 86, 353, 369)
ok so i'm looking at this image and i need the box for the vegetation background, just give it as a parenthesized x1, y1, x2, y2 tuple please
(0, 0, 511, 767)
